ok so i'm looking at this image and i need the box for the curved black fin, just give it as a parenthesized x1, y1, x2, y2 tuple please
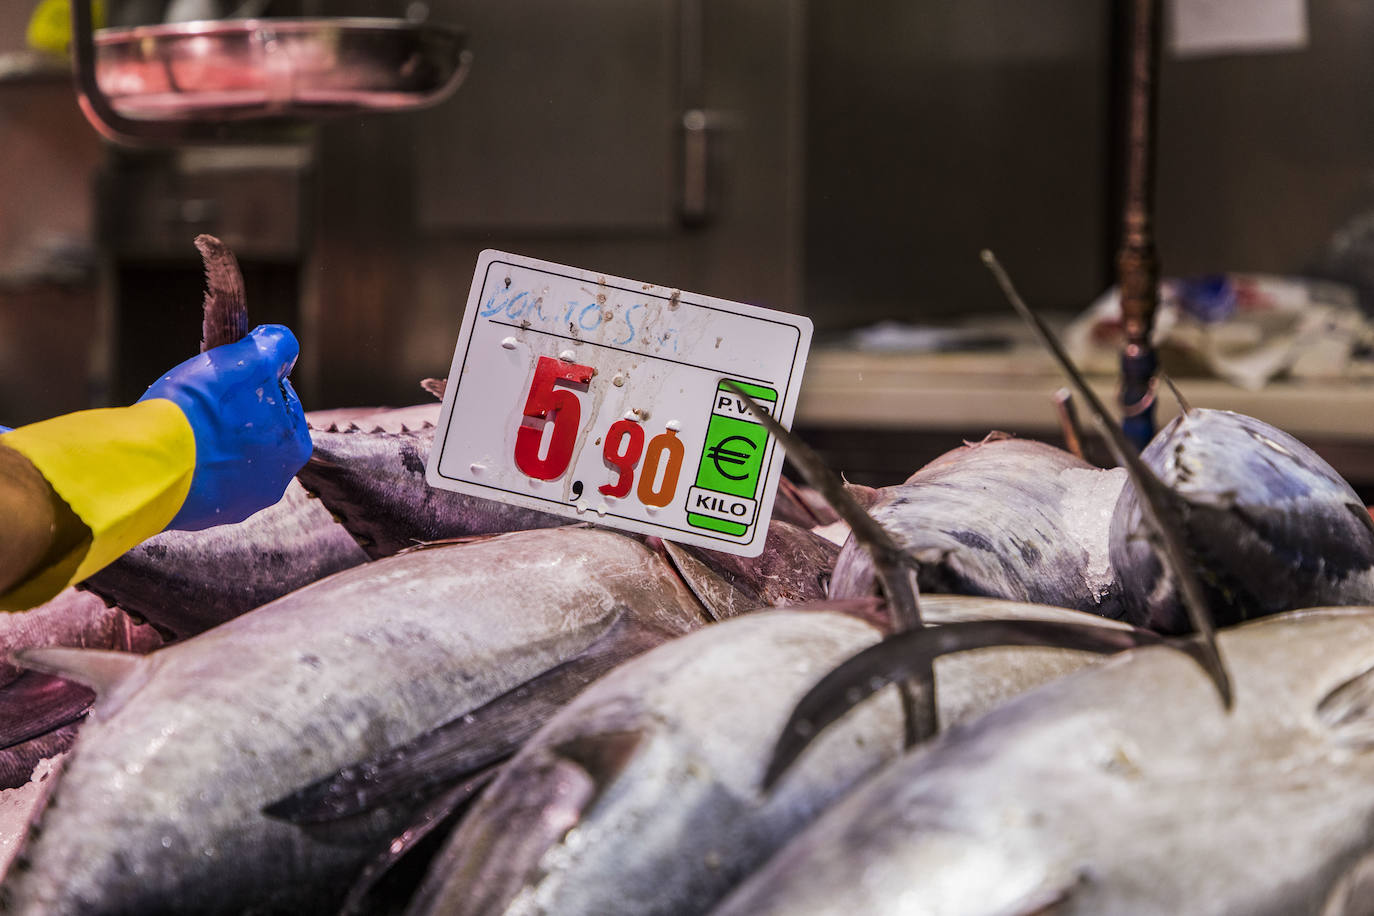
(338, 764, 501, 916)
(194, 234, 248, 352)
(981, 250, 1233, 709)
(763, 618, 1166, 791)
(721, 381, 937, 746)
(263, 608, 670, 825)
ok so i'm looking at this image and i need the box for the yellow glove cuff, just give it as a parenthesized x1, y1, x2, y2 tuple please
(1, 400, 195, 586)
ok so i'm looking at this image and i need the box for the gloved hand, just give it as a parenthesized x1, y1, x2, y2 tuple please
(140, 324, 312, 530)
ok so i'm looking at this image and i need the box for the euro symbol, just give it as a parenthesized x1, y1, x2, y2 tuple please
(706, 435, 755, 481)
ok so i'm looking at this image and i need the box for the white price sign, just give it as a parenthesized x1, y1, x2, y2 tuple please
(427, 250, 813, 557)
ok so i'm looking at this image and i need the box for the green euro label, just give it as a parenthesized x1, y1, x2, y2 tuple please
(686, 379, 777, 537)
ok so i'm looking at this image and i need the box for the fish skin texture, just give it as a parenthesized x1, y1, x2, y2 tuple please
(830, 438, 1126, 619)
(1, 528, 708, 915)
(714, 608, 1374, 916)
(82, 480, 369, 639)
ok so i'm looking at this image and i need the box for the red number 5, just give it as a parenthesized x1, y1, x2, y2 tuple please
(514, 356, 594, 480)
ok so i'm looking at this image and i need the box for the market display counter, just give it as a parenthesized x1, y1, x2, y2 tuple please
(794, 347, 1374, 494)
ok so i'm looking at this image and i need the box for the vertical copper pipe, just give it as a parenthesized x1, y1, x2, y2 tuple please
(1117, 0, 1161, 450)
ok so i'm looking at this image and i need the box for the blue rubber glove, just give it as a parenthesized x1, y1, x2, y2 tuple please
(139, 324, 313, 530)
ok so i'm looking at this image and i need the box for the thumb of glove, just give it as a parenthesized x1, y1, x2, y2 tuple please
(145, 324, 313, 530)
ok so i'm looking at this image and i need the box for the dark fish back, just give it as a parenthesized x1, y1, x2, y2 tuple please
(1111, 408, 1374, 631)
(82, 480, 369, 638)
(298, 426, 568, 559)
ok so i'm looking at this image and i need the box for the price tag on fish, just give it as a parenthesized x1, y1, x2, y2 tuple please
(427, 250, 813, 557)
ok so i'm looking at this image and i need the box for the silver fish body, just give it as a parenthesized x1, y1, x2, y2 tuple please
(830, 437, 1127, 618)
(1, 528, 707, 915)
(1111, 409, 1374, 632)
(410, 598, 1123, 916)
(407, 609, 905, 916)
(81, 479, 370, 638)
(714, 607, 1374, 916)
(917, 595, 1136, 729)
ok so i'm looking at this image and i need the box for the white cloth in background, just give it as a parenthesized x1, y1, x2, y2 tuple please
(1065, 274, 1374, 390)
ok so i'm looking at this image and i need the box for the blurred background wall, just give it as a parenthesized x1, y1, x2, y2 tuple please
(1, 0, 1372, 423)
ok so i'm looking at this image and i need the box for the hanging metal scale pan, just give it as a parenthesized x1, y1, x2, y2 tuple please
(71, 1, 470, 145)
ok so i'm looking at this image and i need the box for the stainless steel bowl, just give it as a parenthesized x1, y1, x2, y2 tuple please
(71, 2, 470, 144)
(95, 18, 467, 120)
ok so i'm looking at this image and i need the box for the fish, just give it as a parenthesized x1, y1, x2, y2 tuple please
(306, 403, 442, 436)
(81, 479, 371, 639)
(297, 424, 569, 559)
(0, 590, 161, 789)
(910, 594, 1148, 734)
(712, 607, 1374, 916)
(82, 236, 367, 641)
(1110, 406, 1374, 632)
(0, 673, 94, 753)
(305, 405, 389, 430)
(719, 380, 936, 745)
(263, 611, 682, 826)
(407, 598, 1135, 916)
(981, 250, 1230, 699)
(269, 611, 687, 916)
(712, 255, 1318, 914)
(772, 476, 859, 529)
(0, 754, 63, 883)
(760, 606, 1166, 790)
(0, 527, 710, 915)
(828, 435, 1128, 619)
(0, 726, 78, 794)
(662, 520, 841, 620)
(0, 588, 159, 687)
(194, 234, 247, 352)
(404, 609, 907, 916)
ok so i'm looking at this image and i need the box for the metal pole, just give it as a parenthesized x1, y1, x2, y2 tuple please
(1117, 0, 1162, 450)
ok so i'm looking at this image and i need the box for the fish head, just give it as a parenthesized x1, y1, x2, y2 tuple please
(1110, 410, 1374, 632)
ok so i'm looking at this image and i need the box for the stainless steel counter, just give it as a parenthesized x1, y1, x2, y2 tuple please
(794, 347, 1374, 491)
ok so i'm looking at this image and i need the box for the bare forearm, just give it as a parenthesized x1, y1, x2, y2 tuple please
(0, 444, 89, 607)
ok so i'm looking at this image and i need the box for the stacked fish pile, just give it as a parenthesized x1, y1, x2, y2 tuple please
(3, 245, 1374, 915)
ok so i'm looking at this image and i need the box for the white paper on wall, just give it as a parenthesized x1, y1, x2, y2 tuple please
(1170, 0, 1308, 58)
